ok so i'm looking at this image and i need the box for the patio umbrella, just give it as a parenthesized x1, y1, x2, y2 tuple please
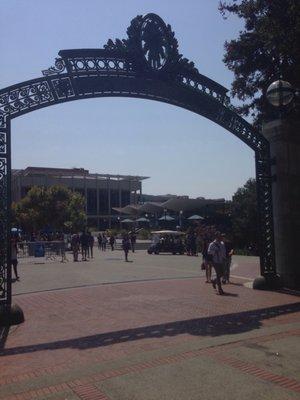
(187, 215, 204, 220)
(121, 218, 135, 223)
(136, 217, 150, 222)
(158, 215, 175, 221)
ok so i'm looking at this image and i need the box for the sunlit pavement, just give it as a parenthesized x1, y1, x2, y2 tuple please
(1, 250, 299, 399)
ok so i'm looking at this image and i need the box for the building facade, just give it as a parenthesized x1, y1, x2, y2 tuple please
(12, 167, 149, 229)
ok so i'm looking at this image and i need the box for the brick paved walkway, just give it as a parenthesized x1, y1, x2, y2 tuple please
(1, 275, 300, 399)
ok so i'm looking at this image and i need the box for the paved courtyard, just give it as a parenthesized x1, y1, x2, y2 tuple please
(1, 249, 299, 399)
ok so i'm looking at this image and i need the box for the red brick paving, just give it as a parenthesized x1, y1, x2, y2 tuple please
(72, 384, 110, 400)
(1, 329, 300, 399)
(1, 277, 300, 399)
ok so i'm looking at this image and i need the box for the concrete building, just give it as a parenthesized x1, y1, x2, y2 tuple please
(12, 167, 149, 229)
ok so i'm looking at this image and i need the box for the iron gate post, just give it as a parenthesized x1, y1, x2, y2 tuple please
(253, 147, 280, 290)
(262, 118, 300, 289)
(0, 118, 24, 326)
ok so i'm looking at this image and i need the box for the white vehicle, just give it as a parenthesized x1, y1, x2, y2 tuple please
(148, 230, 186, 255)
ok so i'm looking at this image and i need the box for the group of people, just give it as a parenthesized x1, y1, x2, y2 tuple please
(97, 233, 117, 252)
(70, 230, 137, 262)
(71, 231, 94, 261)
(11, 226, 234, 292)
(202, 232, 233, 295)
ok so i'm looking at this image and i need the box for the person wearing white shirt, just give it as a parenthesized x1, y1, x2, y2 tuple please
(208, 232, 226, 294)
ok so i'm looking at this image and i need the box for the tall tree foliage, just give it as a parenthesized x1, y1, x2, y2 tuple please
(219, 0, 300, 124)
(12, 185, 86, 233)
(231, 178, 258, 251)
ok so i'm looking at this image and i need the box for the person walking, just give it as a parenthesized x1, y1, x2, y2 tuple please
(11, 237, 19, 281)
(190, 231, 197, 256)
(109, 234, 115, 251)
(130, 232, 136, 253)
(185, 230, 192, 256)
(208, 232, 226, 295)
(97, 233, 102, 250)
(102, 233, 107, 251)
(71, 233, 80, 262)
(221, 233, 234, 284)
(80, 231, 89, 261)
(88, 232, 94, 258)
(122, 234, 131, 262)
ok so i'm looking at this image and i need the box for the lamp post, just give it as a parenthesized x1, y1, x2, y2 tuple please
(179, 210, 183, 229)
(164, 208, 167, 222)
(145, 213, 148, 228)
(254, 79, 300, 289)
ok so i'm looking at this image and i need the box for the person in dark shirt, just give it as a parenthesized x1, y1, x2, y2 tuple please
(71, 233, 80, 262)
(11, 237, 19, 281)
(109, 234, 115, 251)
(80, 231, 89, 261)
(130, 232, 136, 253)
(122, 234, 131, 262)
(88, 232, 94, 258)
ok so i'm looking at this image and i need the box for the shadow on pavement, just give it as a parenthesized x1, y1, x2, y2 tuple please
(1, 302, 299, 357)
(0, 326, 10, 350)
(220, 292, 239, 297)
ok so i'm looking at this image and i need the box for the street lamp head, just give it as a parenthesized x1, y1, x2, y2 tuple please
(266, 80, 294, 107)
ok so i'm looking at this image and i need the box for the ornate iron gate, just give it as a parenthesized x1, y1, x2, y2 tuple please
(0, 14, 276, 311)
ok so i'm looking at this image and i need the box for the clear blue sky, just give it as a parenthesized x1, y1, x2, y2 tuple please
(0, 0, 254, 200)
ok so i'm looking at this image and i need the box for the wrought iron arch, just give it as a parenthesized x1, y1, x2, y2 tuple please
(0, 14, 275, 314)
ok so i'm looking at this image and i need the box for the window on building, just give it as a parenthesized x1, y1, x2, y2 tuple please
(87, 217, 98, 230)
(110, 189, 119, 214)
(87, 189, 97, 215)
(121, 190, 130, 207)
(98, 189, 108, 214)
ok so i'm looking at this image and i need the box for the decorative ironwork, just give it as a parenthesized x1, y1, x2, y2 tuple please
(0, 13, 276, 310)
(42, 58, 66, 76)
(0, 117, 11, 306)
(140, 14, 170, 70)
(256, 153, 276, 275)
(0, 80, 54, 127)
(104, 14, 198, 75)
(51, 77, 75, 99)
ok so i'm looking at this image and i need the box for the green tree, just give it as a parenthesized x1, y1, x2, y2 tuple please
(12, 185, 86, 233)
(219, 0, 300, 123)
(231, 178, 258, 251)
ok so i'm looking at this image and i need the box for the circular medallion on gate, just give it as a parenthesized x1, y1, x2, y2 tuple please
(140, 14, 171, 71)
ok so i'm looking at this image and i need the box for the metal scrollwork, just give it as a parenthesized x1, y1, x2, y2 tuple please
(0, 154, 8, 302)
(42, 58, 66, 76)
(0, 81, 54, 121)
(140, 14, 170, 70)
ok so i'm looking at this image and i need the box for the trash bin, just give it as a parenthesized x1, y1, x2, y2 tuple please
(34, 243, 45, 257)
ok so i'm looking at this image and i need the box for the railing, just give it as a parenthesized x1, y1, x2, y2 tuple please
(17, 241, 67, 261)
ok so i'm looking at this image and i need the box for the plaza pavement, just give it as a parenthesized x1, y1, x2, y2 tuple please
(0, 249, 299, 399)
